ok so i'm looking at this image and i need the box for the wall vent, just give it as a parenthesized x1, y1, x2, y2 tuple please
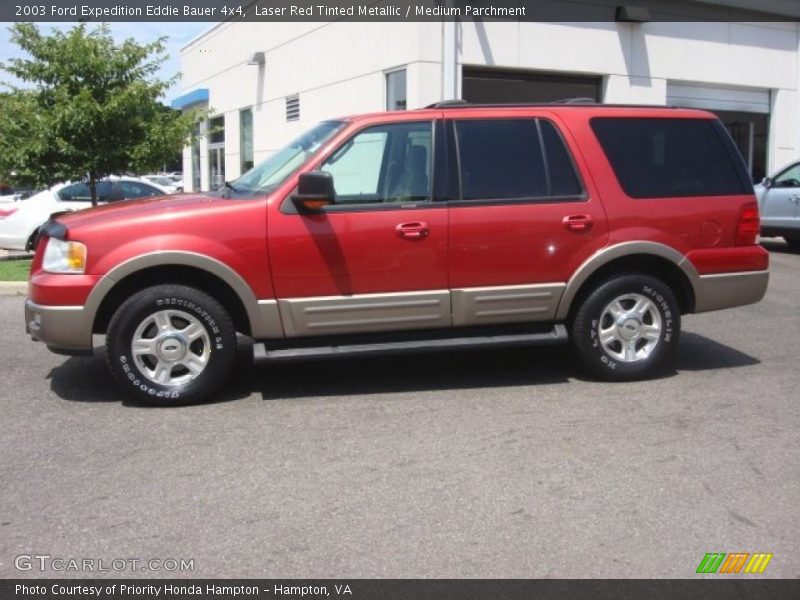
(286, 95, 300, 122)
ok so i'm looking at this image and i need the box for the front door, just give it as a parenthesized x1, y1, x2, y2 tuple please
(761, 162, 800, 231)
(268, 120, 450, 337)
(447, 116, 609, 326)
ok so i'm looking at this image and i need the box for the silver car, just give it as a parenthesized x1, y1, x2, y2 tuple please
(756, 161, 800, 249)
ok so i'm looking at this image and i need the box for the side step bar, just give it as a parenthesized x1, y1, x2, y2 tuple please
(253, 324, 568, 363)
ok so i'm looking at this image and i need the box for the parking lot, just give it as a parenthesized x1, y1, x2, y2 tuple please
(0, 240, 798, 579)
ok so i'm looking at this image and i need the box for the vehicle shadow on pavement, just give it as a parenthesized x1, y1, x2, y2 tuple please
(46, 331, 759, 404)
(237, 344, 577, 401)
(236, 330, 760, 402)
(671, 331, 760, 372)
(47, 347, 120, 403)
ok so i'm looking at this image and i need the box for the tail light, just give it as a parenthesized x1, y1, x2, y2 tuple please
(0, 206, 18, 218)
(735, 202, 760, 246)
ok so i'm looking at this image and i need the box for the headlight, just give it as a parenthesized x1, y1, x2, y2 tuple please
(42, 238, 87, 274)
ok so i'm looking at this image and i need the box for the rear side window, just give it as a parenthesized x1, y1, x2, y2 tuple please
(454, 119, 584, 202)
(540, 120, 582, 197)
(57, 181, 116, 202)
(456, 119, 547, 200)
(591, 117, 750, 198)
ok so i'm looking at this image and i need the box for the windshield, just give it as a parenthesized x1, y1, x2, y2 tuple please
(231, 120, 344, 194)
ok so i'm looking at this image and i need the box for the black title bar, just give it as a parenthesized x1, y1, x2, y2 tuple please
(4, 579, 800, 600)
(4, 0, 800, 22)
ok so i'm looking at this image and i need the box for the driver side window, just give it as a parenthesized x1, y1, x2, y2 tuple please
(774, 163, 800, 187)
(320, 121, 432, 206)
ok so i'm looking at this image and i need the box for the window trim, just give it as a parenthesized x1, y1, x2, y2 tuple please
(450, 117, 587, 206)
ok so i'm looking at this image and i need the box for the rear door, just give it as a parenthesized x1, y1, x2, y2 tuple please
(268, 119, 451, 337)
(447, 114, 609, 326)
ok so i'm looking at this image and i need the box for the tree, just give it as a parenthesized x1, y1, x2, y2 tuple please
(0, 23, 201, 204)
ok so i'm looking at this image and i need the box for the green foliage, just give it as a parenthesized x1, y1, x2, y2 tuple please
(0, 259, 32, 282)
(0, 23, 201, 203)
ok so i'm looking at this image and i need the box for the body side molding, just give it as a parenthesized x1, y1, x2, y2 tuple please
(278, 290, 451, 337)
(452, 283, 566, 326)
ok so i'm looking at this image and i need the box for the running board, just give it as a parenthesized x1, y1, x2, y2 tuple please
(253, 324, 568, 363)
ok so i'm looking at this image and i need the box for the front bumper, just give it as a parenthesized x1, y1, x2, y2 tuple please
(693, 270, 769, 313)
(25, 299, 93, 354)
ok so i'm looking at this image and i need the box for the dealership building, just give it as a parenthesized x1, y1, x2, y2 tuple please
(173, 2, 800, 192)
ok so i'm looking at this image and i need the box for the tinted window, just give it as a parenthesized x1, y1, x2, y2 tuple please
(540, 120, 583, 197)
(591, 117, 749, 198)
(58, 181, 115, 202)
(455, 119, 546, 200)
(321, 121, 431, 205)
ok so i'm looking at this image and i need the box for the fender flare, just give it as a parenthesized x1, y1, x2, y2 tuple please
(84, 251, 283, 339)
(555, 241, 700, 321)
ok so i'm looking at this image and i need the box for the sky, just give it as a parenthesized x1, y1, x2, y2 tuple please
(0, 21, 209, 103)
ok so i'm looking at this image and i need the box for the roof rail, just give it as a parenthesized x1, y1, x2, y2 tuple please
(425, 97, 600, 109)
(423, 99, 679, 110)
(425, 99, 470, 109)
(550, 97, 597, 104)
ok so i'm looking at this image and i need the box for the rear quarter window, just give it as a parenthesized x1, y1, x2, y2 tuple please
(590, 117, 751, 198)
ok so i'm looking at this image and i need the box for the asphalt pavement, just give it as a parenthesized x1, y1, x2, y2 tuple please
(1, 240, 798, 579)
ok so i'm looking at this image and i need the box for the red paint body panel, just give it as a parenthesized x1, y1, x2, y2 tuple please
(268, 207, 448, 297)
(686, 245, 769, 275)
(36, 195, 273, 303)
(29, 272, 102, 306)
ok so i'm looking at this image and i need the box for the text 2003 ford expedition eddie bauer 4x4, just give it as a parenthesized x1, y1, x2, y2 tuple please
(25, 102, 769, 405)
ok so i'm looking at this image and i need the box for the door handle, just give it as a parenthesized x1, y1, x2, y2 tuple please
(396, 221, 430, 240)
(789, 195, 800, 203)
(562, 214, 594, 232)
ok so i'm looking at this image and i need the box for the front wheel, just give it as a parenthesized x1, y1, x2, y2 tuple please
(106, 284, 237, 406)
(571, 274, 680, 381)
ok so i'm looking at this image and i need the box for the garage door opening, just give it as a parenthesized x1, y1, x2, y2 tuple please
(462, 68, 602, 104)
(667, 83, 770, 183)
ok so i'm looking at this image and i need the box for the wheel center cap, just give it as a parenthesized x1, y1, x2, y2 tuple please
(157, 335, 186, 361)
(618, 317, 641, 341)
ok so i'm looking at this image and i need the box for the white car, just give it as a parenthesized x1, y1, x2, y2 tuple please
(0, 177, 168, 251)
(142, 174, 183, 194)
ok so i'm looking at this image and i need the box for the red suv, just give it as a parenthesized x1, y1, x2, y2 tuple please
(25, 103, 769, 405)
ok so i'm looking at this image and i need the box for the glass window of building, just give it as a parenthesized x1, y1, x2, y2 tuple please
(240, 108, 254, 173)
(386, 69, 407, 111)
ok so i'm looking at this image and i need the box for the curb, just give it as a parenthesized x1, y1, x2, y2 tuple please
(0, 282, 28, 296)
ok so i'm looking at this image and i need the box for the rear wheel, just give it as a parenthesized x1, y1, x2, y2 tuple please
(106, 284, 237, 406)
(784, 234, 800, 250)
(571, 274, 680, 381)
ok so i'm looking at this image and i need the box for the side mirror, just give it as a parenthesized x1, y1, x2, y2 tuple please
(293, 171, 335, 211)
(761, 177, 771, 188)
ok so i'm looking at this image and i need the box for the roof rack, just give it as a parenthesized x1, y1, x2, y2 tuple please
(424, 98, 676, 110)
(425, 98, 599, 109)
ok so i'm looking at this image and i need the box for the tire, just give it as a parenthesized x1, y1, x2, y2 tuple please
(571, 274, 680, 381)
(106, 284, 237, 406)
(783, 235, 800, 251)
